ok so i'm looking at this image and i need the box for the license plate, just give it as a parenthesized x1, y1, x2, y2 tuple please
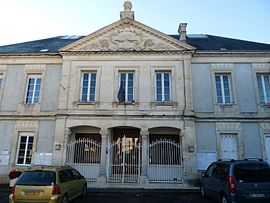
(25, 191, 39, 196)
(250, 193, 265, 198)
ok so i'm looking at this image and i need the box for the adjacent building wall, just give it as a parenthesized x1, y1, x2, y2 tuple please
(1, 65, 24, 111)
(195, 122, 216, 152)
(235, 64, 257, 113)
(41, 65, 62, 112)
(241, 123, 262, 158)
(37, 120, 56, 153)
(0, 121, 15, 183)
(191, 64, 214, 113)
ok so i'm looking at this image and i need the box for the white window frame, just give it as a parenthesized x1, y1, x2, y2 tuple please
(257, 74, 270, 104)
(80, 72, 97, 102)
(155, 72, 171, 102)
(118, 72, 135, 102)
(25, 75, 41, 104)
(16, 133, 34, 166)
(215, 73, 233, 104)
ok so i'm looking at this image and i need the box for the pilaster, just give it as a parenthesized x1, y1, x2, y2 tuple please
(97, 128, 108, 185)
(140, 129, 149, 184)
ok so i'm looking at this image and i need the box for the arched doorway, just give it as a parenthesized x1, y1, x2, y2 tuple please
(148, 127, 182, 183)
(107, 126, 141, 183)
(66, 126, 101, 181)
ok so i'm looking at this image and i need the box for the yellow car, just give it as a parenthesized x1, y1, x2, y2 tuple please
(9, 165, 87, 203)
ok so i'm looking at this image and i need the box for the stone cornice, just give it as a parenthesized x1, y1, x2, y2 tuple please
(59, 50, 194, 56)
(193, 51, 270, 57)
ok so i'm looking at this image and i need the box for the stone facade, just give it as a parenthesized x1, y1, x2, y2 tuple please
(0, 1, 269, 188)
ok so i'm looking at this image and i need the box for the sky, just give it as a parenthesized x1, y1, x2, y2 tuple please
(0, 0, 270, 46)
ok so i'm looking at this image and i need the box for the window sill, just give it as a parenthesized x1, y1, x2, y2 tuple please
(151, 102, 177, 107)
(112, 101, 139, 107)
(76, 101, 98, 105)
(217, 103, 234, 106)
(74, 101, 100, 108)
(23, 103, 40, 105)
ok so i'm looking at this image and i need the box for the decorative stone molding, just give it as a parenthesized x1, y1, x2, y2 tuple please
(252, 63, 270, 71)
(260, 123, 270, 131)
(100, 129, 108, 137)
(60, 19, 195, 53)
(60, 50, 186, 56)
(65, 128, 71, 136)
(78, 26, 177, 52)
(25, 64, 46, 73)
(216, 122, 240, 131)
(16, 120, 38, 129)
(211, 64, 234, 70)
(0, 65, 7, 71)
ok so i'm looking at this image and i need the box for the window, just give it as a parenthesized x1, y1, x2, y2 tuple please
(59, 170, 73, 183)
(215, 74, 232, 104)
(16, 133, 34, 165)
(118, 72, 134, 102)
(25, 76, 41, 104)
(80, 72, 96, 102)
(16, 171, 56, 185)
(257, 74, 270, 104)
(155, 72, 171, 102)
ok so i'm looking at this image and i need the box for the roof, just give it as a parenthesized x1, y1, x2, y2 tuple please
(0, 36, 83, 54)
(171, 34, 270, 52)
(0, 34, 270, 54)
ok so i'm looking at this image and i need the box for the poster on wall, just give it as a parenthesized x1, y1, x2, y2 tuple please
(33, 153, 52, 165)
(197, 152, 217, 170)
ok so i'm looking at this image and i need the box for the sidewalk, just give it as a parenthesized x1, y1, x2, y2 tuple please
(0, 184, 10, 192)
(0, 184, 199, 193)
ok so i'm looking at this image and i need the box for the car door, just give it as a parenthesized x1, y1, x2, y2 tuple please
(59, 170, 76, 199)
(210, 163, 225, 201)
(69, 169, 85, 197)
(202, 163, 216, 198)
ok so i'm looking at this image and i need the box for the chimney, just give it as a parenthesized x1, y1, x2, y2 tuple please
(178, 23, 187, 41)
(120, 1, 134, 20)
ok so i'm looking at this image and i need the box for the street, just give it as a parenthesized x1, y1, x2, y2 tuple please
(0, 188, 216, 203)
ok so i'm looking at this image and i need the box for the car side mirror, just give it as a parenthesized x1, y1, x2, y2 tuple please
(201, 171, 208, 177)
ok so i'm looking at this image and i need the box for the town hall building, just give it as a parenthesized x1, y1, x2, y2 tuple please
(0, 1, 269, 188)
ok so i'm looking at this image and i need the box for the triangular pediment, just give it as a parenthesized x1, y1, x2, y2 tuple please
(60, 18, 195, 53)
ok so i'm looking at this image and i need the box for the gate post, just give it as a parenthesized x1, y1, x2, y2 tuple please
(140, 129, 149, 184)
(97, 129, 107, 185)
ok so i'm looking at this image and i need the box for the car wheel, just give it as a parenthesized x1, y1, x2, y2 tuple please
(200, 186, 206, 198)
(80, 184, 87, 197)
(61, 195, 68, 203)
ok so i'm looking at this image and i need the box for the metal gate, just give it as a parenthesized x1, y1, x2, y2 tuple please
(107, 136, 141, 183)
(66, 138, 101, 181)
(148, 139, 182, 183)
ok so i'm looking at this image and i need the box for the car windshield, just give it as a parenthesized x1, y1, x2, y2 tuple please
(16, 171, 56, 186)
(234, 163, 270, 183)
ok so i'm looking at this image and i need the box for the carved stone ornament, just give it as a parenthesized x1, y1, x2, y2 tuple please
(74, 24, 182, 52)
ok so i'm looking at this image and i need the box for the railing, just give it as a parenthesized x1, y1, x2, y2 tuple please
(148, 139, 182, 183)
(107, 136, 141, 183)
(66, 138, 101, 181)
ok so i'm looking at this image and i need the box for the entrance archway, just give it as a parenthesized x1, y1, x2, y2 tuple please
(148, 127, 182, 183)
(66, 126, 101, 181)
(107, 126, 141, 183)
